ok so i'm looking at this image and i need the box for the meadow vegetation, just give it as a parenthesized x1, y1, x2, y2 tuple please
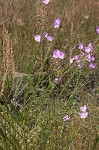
(0, 0, 99, 149)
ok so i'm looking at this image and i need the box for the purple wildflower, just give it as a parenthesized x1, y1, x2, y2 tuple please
(63, 115, 70, 121)
(78, 62, 84, 68)
(43, 32, 53, 41)
(34, 34, 41, 42)
(53, 18, 61, 29)
(89, 62, 96, 69)
(80, 105, 87, 112)
(86, 54, 95, 62)
(84, 43, 92, 53)
(91, 56, 95, 61)
(43, 32, 48, 38)
(53, 49, 64, 59)
(70, 58, 74, 64)
(86, 53, 91, 62)
(42, 0, 50, 4)
(71, 42, 96, 70)
(79, 52, 85, 58)
(78, 43, 84, 50)
(79, 111, 88, 119)
(70, 55, 80, 64)
(54, 77, 60, 84)
(96, 26, 99, 34)
(73, 55, 79, 60)
(79, 105, 88, 119)
(46, 35, 53, 41)
(74, 55, 81, 63)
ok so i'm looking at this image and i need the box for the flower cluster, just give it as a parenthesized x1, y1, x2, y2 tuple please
(63, 105, 88, 122)
(34, 17, 62, 83)
(34, 18, 61, 43)
(53, 49, 64, 59)
(79, 105, 88, 119)
(34, 32, 53, 42)
(43, 32, 53, 41)
(70, 43, 96, 69)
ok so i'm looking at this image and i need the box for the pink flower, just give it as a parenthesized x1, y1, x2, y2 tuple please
(78, 43, 84, 50)
(42, 0, 50, 4)
(53, 49, 64, 59)
(91, 56, 95, 61)
(43, 32, 53, 41)
(79, 105, 88, 119)
(53, 18, 61, 29)
(73, 55, 79, 60)
(78, 62, 84, 68)
(86, 53, 92, 62)
(43, 32, 48, 38)
(34, 34, 41, 42)
(89, 63, 96, 69)
(54, 77, 60, 84)
(84, 43, 92, 53)
(46, 36, 53, 41)
(63, 115, 70, 121)
(80, 105, 87, 112)
(70, 58, 74, 64)
(70, 55, 81, 64)
(79, 111, 88, 119)
(79, 52, 85, 58)
(86, 54, 95, 62)
(96, 26, 99, 34)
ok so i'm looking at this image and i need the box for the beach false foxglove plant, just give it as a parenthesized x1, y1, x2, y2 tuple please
(53, 18, 61, 29)
(42, 0, 50, 4)
(34, 34, 41, 42)
(43, 32, 53, 41)
(79, 105, 88, 119)
(96, 26, 99, 34)
(63, 115, 70, 121)
(53, 49, 64, 59)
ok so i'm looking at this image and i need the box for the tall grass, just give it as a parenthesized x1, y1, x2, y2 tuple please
(0, 0, 99, 149)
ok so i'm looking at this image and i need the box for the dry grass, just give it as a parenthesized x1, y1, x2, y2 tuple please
(0, 24, 15, 96)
